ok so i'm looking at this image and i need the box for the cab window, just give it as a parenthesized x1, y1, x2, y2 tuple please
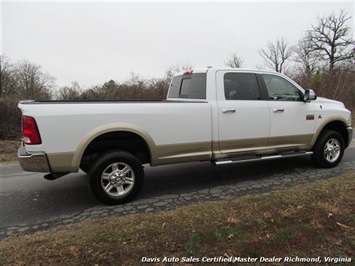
(168, 73, 206, 99)
(261, 74, 303, 101)
(224, 73, 261, 100)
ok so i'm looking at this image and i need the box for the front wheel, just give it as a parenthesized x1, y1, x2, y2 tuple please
(89, 150, 144, 205)
(311, 130, 345, 168)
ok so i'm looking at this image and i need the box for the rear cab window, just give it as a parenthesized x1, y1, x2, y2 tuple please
(168, 72, 207, 100)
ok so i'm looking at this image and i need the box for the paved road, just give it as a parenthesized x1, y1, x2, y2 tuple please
(1, 144, 354, 239)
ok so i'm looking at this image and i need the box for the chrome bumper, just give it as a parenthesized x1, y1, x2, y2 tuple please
(17, 144, 50, 172)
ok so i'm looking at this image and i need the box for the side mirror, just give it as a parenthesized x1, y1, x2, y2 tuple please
(304, 89, 317, 102)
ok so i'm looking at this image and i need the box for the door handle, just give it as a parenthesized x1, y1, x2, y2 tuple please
(222, 109, 236, 113)
(273, 108, 284, 112)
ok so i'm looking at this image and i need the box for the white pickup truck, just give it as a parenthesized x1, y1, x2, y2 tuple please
(18, 68, 353, 204)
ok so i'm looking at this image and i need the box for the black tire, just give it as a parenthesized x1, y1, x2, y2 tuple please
(311, 130, 345, 168)
(80, 166, 90, 174)
(89, 150, 144, 205)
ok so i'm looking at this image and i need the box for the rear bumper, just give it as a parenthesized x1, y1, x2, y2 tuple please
(17, 144, 50, 172)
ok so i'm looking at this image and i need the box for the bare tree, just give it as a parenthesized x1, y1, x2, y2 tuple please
(15, 60, 55, 99)
(293, 33, 321, 77)
(0, 56, 19, 97)
(225, 52, 244, 68)
(56, 81, 82, 100)
(259, 37, 293, 73)
(308, 10, 354, 71)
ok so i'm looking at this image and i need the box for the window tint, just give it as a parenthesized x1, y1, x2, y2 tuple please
(224, 73, 261, 100)
(168, 73, 206, 99)
(262, 74, 303, 101)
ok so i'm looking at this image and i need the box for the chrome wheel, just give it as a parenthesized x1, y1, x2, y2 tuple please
(312, 130, 344, 168)
(101, 162, 135, 197)
(90, 150, 144, 205)
(323, 138, 341, 163)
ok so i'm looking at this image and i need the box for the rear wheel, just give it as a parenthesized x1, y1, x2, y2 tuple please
(89, 150, 144, 205)
(311, 130, 345, 168)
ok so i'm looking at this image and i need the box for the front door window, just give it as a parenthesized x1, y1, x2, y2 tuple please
(261, 74, 303, 101)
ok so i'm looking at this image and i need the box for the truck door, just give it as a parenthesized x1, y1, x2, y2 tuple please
(216, 71, 270, 155)
(260, 73, 316, 150)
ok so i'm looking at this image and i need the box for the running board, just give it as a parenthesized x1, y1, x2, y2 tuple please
(212, 151, 313, 166)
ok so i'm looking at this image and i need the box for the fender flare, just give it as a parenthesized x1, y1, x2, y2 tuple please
(310, 116, 350, 148)
(70, 123, 157, 171)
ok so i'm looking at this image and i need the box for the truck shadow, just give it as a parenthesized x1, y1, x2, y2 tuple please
(140, 156, 315, 199)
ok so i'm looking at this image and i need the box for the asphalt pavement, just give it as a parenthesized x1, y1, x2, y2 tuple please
(1, 143, 354, 239)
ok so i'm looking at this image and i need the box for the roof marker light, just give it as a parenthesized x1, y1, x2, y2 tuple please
(183, 70, 193, 75)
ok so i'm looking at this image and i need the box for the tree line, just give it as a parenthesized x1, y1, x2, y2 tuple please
(0, 10, 354, 140)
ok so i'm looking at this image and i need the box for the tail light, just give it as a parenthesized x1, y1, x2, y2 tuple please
(22, 116, 42, 145)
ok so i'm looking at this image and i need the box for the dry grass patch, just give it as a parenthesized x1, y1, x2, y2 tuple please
(0, 172, 354, 265)
(0, 140, 19, 163)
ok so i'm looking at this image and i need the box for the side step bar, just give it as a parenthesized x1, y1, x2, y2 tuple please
(212, 151, 313, 166)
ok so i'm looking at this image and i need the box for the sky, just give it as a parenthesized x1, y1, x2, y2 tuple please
(1, 1, 354, 88)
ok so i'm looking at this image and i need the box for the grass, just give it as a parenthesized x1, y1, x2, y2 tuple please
(185, 234, 201, 254)
(0, 171, 354, 265)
